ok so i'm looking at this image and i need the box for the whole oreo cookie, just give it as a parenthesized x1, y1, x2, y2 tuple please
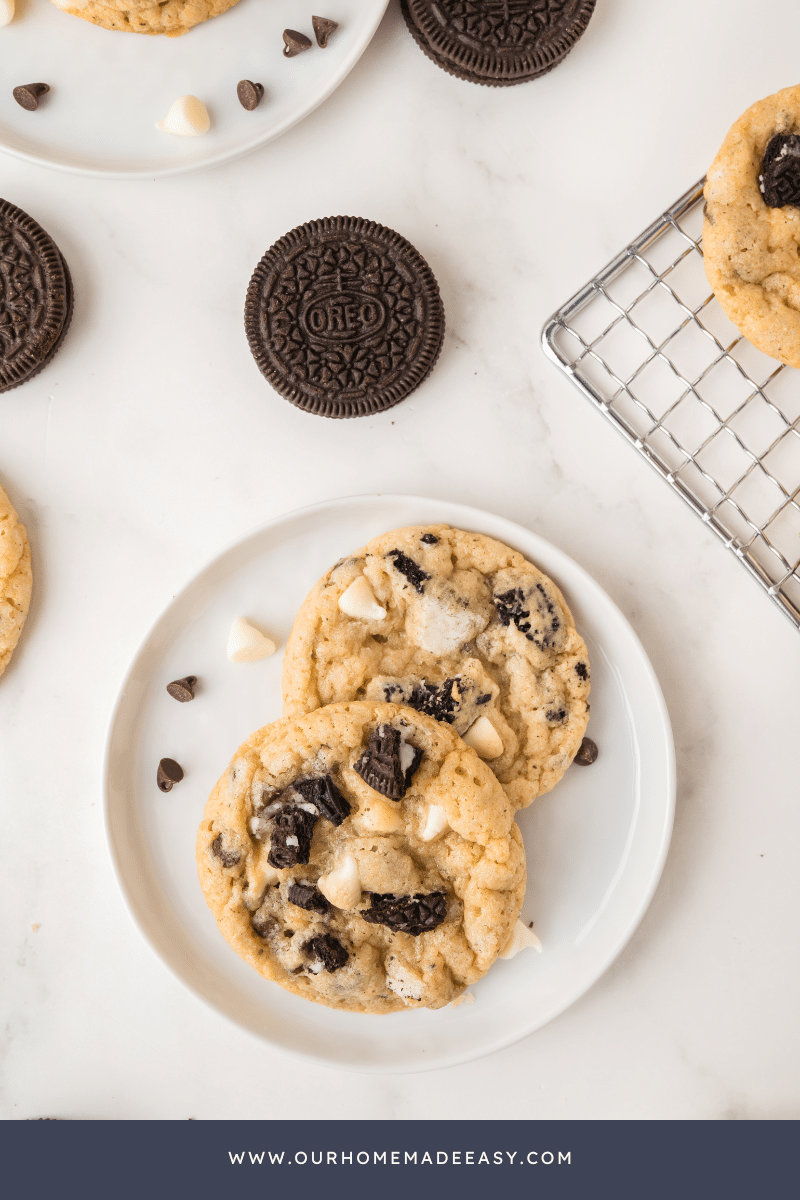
(244, 216, 444, 418)
(0, 200, 73, 394)
(401, 0, 596, 87)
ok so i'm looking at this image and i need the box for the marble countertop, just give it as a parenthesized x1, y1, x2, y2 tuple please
(2, 0, 799, 1121)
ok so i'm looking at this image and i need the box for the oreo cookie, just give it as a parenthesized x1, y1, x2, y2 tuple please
(0, 199, 73, 394)
(244, 216, 445, 418)
(401, 0, 596, 87)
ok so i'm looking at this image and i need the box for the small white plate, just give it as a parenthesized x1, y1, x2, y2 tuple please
(104, 494, 675, 1072)
(0, 0, 388, 177)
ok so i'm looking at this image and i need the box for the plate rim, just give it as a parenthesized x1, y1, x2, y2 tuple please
(102, 492, 676, 1072)
(0, 0, 390, 180)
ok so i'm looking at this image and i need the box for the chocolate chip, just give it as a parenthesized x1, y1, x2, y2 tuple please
(283, 29, 312, 56)
(13, 83, 50, 112)
(166, 676, 197, 702)
(420, 533, 439, 544)
(292, 775, 351, 826)
(760, 134, 800, 208)
(360, 892, 447, 936)
(211, 833, 241, 867)
(237, 80, 264, 110)
(288, 881, 329, 912)
(575, 662, 588, 681)
(312, 15, 338, 47)
(304, 933, 349, 972)
(157, 758, 184, 792)
(574, 737, 598, 766)
(353, 725, 423, 799)
(283, 929, 294, 937)
(267, 806, 318, 868)
(388, 550, 430, 593)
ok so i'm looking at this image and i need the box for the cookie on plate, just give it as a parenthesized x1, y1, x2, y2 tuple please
(400, 0, 596, 87)
(282, 525, 590, 811)
(0, 482, 32, 679)
(704, 84, 800, 369)
(49, 0, 240, 35)
(196, 701, 524, 1012)
(0, 200, 73, 394)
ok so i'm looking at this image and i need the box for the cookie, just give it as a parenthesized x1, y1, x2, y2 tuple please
(0, 200, 73, 394)
(196, 701, 525, 1012)
(49, 0, 239, 36)
(282, 525, 590, 811)
(244, 216, 445, 419)
(400, 0, 596, 87)
(703, 84, 800, 369)
(0, 482, 32, 679)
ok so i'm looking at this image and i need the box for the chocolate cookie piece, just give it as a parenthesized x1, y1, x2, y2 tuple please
(400, 0, 596, 87)
(0, 200, 73, 394)
(244, 216, 445, 418)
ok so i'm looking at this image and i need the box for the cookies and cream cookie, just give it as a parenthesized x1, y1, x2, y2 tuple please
(704, 84, 800, 368)
(0, 482, 32, 679)
(281, 526, 590, 811)
(196, 701, 525, 1013)
(49, 0, 240, 36)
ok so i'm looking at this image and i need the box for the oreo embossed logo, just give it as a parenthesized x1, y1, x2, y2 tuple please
(245, 216, 444, 419)
(301, 289, 386, 343)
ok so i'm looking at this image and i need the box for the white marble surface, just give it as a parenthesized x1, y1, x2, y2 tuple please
(1, 0, 799, 1120)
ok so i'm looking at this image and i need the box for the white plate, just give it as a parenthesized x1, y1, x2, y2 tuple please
(104, 494, 675, 1073)
(0, 0, 388, 177)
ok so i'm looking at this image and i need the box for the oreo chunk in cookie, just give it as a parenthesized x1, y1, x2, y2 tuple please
(293, 774, 351, 826)
(759, 134, 800, 208)
(0, 199, 73, 393)
(360, 891, 447, 936)
(267, 804, 319, 868)
(304, 933, 349, 972)
(401, 0, 596, 88)
(353, 724, 424, 800)
(244, 216, 444, 418)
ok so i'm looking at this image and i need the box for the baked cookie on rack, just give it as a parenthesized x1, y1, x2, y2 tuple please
(0, 482, 32, 679)
(282, 525, 590, 811)
(196, 701, 524, 1012)
(704, 84, 800, 368)
(49, 0, 240, 35)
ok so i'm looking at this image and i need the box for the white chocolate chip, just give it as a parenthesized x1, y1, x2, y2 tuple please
(356, 798, 404, 834)
(499, 920, 543, 960)
(0, 0, 15, 27)
(156, 95, 210, 137)
(227, 617, 276, 663)
(245, 851, 281, 908)
(385, 958, 424, 1002)
(317, 853, 362, 910)
(420, 803, 449, 842)
(338, 576, 386, 621)
(462, 714, 504, 760)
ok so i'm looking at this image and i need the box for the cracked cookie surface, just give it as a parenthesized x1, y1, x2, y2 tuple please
(0, 483, 31, 679)
(703, 84, 800, 368)
(49, 0, 240, 36)
(282, 525, 590, 810)
(196, 701, 524, 1013)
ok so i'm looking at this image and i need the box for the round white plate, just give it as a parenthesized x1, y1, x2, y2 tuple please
(104, 494, 675, 1073)
(0, 0, 388, 177)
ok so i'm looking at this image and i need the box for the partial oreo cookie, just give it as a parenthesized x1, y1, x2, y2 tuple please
(401, 0, 596, 87)
(0, 200, 73, 394)
(244, 216, 444, 418)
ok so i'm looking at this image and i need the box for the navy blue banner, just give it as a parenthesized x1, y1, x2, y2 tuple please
(3, 1119, 794, 1199)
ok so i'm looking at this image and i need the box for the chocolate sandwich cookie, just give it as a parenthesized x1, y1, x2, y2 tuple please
(0, 200, 73, 394)
(401, 0, 596, 87)
(244, 216, 444, 418)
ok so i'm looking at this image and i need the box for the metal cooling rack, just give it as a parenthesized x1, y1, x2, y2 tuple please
(542, 179, 800, 632)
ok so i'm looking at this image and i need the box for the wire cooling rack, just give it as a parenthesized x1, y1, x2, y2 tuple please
(542, 179, 800, 632)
